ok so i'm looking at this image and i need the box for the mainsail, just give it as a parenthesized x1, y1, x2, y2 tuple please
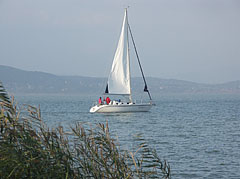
(105, 10, 131, 95)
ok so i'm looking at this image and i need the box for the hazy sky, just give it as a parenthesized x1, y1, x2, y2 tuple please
(0, 0, 239, 84)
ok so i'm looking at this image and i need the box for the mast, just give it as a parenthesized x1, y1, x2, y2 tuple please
(127, 18, 152, 101)
(125, 8, 132, 102)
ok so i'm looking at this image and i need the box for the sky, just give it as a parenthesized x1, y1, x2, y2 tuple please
(0, 0, 239, 84)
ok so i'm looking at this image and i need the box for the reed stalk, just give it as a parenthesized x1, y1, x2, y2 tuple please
(0, 82, 170, 178)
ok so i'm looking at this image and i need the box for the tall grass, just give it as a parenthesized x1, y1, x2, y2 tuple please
(0, 82, 170, 178)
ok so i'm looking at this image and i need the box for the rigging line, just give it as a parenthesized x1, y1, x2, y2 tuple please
(127, 22, 152, 100)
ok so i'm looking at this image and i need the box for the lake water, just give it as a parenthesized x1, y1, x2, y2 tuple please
(15, 93, 240, 178)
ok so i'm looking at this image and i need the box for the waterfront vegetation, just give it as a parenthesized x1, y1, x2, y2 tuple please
(0, 82, 170, 178)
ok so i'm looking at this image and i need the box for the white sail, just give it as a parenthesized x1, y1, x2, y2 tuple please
(106, 9, 131, 95)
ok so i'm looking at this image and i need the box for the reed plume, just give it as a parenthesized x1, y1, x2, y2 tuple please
(0, 82, 170, 178)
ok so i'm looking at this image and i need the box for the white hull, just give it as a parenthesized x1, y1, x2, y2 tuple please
(90, 103, 152, 113)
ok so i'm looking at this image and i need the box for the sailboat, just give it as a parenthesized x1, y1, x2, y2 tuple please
(90, 9, 153, 113)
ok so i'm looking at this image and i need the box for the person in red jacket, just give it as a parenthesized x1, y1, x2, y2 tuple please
(106, 97, 111, 105)
(98, 97, 102, 105)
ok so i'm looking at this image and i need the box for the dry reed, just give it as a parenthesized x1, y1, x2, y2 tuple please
(0, 82, 170, 178)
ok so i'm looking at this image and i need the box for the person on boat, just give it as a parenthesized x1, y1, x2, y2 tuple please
(106, 97, 111, 105)
(98, 97, 102, 105)
(103, 96, 106, 104)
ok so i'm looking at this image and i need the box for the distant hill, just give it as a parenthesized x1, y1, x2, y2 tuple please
(0, 65, 239, 94)
(0, 65, 104, 94)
